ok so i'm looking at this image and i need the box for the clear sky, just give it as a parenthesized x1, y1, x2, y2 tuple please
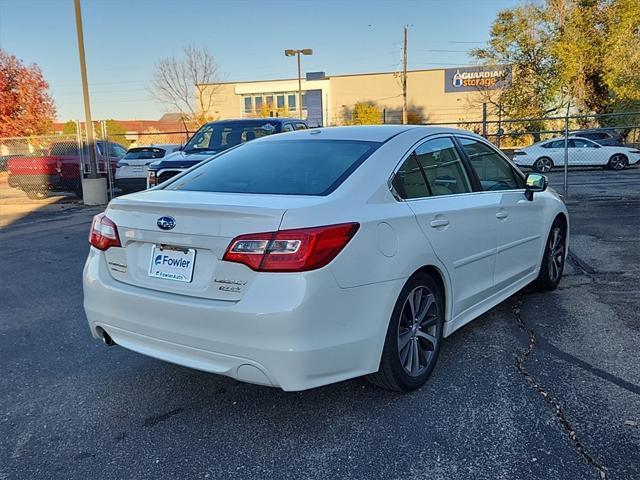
(0, 0, 527, 121)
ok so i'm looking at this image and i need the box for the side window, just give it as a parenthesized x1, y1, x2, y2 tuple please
(392, 155, 430, 199)
(282, 124, 294, 132)
(294, 123, 307, 130)
(544, 140, 564, 149)
(414, 137, 472, 196)
(458, 137, 522, 191)
(572, 139, 592, 148)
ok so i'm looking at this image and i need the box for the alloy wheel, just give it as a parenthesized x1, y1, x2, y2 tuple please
(397, 286, 440, 377)
(534, 158, 552, 173)
(547, 227, 565, 283)
(609, 154, 627, 170)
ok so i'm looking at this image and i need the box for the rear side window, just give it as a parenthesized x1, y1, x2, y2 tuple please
(543, 140, 564, 149)
(166, 139, 380, 196)
(458, 137, 523, 191)
(124, 148, 166, 160)
(414, 137, 472, 196)
(393, 137, 472, 199)
(392, 155, 430, 199)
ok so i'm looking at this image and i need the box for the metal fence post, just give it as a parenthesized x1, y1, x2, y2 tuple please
(482, 103, 487, 137)
(101, 120, 114, 200)
(563, 113, 569, 201)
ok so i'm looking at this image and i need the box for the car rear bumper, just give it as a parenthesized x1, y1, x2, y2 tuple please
(83, 249, 401, 391)
(114, 177, 147, 193)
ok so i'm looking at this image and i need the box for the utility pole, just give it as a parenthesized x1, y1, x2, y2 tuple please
(73, 0, 107, 204)
(402, 25, 408, 125)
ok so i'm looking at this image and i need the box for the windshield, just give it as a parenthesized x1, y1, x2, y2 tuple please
(183, 121, 279, 153)
(123, 148, 166, 160)
(165, 139, 380, 196)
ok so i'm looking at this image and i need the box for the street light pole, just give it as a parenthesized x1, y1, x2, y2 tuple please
(285, 48, 313, 120)
(73, 0, 107, 204)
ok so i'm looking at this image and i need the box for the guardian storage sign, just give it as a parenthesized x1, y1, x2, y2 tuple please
(444, 66, 511, 93)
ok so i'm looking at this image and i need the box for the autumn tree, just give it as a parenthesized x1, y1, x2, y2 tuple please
(0, 49, 56, 137)
(151, 45, 224, 126)
(473, 0, 640, 126)
(471, 3, 565, 135)
(347, 102, 382, 125)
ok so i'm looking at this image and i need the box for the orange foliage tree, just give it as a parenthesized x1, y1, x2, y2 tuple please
(0, 49, 56, 137)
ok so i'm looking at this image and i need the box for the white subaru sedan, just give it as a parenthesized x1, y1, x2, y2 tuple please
(83, 126, 569, 392)
(512, 136, 640, 172)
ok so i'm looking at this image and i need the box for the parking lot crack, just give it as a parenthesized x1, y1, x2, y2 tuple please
(512, 294, 608, 479)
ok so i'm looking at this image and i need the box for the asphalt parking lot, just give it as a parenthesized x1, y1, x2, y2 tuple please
(1, 167, 638, 480)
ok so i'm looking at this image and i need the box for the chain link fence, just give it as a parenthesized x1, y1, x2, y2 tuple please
(0, 123, 192, 204)
(422, 111, 640, 200)
(2, 113, 638, 208)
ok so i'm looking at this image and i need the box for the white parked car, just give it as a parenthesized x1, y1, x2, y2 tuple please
(84, 126, 569, 392)
(513, 136, 640, 172)
(115, 144, 181, 193)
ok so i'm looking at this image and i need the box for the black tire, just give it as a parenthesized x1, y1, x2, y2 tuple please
(532, 218, 566, 291)
(606, 154, 628, 170)
(25, 189, 47, 200)
(532, 157, 553, 173)
(367, 272, 445, 392)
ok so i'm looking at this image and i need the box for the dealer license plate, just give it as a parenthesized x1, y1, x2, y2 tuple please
(148, 245, 196, 283)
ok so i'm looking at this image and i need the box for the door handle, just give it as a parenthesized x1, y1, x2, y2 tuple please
(495, 211, 509, 219)
(430, 219, 450, 228)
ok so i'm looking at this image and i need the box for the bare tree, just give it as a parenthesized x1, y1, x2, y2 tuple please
(151, 45, 224, 126)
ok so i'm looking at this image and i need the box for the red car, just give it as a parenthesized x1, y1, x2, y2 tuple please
(7, 141, 126, 199)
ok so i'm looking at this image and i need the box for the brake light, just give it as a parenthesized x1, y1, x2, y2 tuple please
(223, 223, 359, 272)
(89, 213, 121, 250)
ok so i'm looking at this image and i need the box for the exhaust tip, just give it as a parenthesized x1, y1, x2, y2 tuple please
(101, 331, 115, 346)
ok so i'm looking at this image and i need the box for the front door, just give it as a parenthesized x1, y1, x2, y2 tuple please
(457, 136, 545, 292)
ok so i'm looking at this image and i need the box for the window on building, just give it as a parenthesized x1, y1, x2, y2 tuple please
(301, 93, 307, 109)
(265, 95, 273, 107)
(254, 96, 263, 111)
(288, 94, 296, 110)
(276, 95, 285, 109)
(243, 97, 252, 113)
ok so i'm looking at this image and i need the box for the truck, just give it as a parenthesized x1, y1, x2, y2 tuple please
(7, 141, 127, 199)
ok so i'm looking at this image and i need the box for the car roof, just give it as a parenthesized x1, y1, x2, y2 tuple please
(205, 118, 305, 126)
(256, 125, 478, 143)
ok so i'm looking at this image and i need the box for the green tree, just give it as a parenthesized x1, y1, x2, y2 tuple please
(62, 120, 77, 134)
(473, 0, 640, 125)
(471, 3, 564, 133)
(104, 119, 130, 147)
(349, 102, 382, 125)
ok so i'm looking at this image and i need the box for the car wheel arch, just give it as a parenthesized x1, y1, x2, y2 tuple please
(411, 264, 452, 327)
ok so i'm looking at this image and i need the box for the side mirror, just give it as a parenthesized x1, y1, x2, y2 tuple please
(525, 173, 547, 201)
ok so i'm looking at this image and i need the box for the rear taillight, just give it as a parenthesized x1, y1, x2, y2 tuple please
(223, 223, 359, 272)
(89, 213, 121, 251)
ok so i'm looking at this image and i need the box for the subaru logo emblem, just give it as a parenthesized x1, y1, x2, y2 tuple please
(157, 216, 176, 230)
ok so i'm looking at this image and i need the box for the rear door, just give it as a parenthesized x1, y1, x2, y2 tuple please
(457, 136, 544, 291)
(394, 136, 497, 319)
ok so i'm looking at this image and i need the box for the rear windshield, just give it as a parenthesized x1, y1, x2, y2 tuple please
(165, 139, 380, 196)
(124, 148, 166, 160)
